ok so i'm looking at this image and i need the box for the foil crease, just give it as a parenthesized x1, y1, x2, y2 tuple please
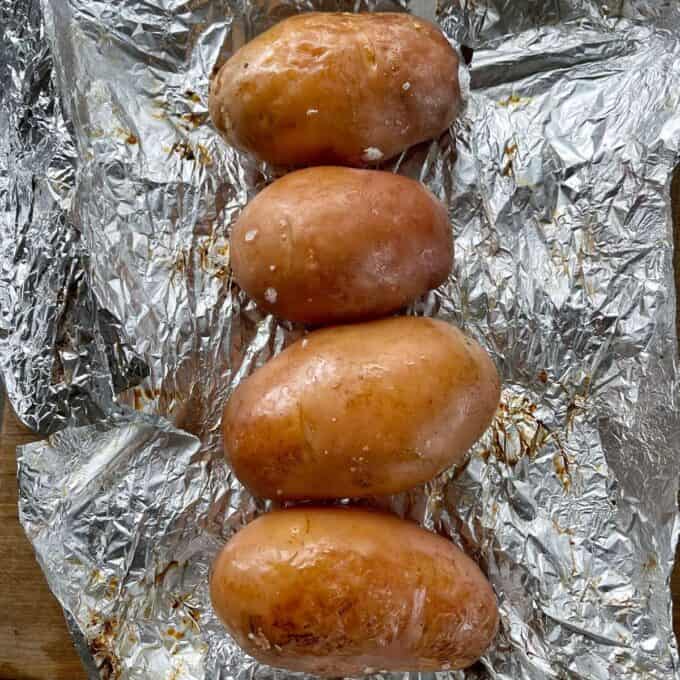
(7, 0, 680, 678)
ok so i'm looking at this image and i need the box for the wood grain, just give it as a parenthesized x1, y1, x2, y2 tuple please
(0, 169, 679, 678)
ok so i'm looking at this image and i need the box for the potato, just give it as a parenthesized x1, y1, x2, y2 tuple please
(210, 507, 499, 675)
(223, 317, 500, 499)
(209, 12, 461, 167)
(230, 167, 452, 325)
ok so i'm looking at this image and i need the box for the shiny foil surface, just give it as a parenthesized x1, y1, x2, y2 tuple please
(4, 0, 680, 678)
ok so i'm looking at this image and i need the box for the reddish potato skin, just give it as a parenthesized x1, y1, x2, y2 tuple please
(230, 167, 453, 325)
(209, 12, 461, 167)
(210, 507, 499, 676)
(223, 317, 500, 500)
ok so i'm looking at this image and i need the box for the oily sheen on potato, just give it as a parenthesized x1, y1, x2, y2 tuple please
(230, 167, 453, 325)
(223, 317, 500, 499)
(209, 12, 461, 166)
(210, 507, 499, 675)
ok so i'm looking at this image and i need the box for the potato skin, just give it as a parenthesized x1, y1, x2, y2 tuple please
(210, 507, 499, 675)
(209, 12, 461, 166)
(230, 167, 453, 325)
(223, 317, 500, 499)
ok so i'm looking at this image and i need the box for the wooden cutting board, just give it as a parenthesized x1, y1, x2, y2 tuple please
(1, 172, 679, 679)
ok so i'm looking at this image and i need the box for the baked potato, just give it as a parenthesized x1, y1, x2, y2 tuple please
(223, 316, 500, 499)
(209, 12, 461, 166)
(210, 507, 499, 675)
(230, 166, 452, 325)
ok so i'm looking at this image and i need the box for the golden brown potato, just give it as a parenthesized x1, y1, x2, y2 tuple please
(210, 507, 499, 675)
(223, 317, 500, 499)
(230, 167, 453, 325)
(209, 12, 461, 166)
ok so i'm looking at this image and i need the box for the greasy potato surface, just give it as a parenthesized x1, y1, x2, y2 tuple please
(209, 12, 461, 166)
(230, 167, 453, 325)
(210, 507, 499, 675)
(223, 317, 500, 499)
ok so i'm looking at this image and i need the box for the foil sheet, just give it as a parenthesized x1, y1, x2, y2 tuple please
(6, 0, 680, 678)
(0, 0, 147, 432)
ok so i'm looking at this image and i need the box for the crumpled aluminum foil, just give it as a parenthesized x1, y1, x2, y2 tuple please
(0, 0, 147, 432)
(5, 0, 680, 677)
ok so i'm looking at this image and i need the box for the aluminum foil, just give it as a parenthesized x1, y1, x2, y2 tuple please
(6, 0, 680, 678)
(0, 0, 147, 432)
